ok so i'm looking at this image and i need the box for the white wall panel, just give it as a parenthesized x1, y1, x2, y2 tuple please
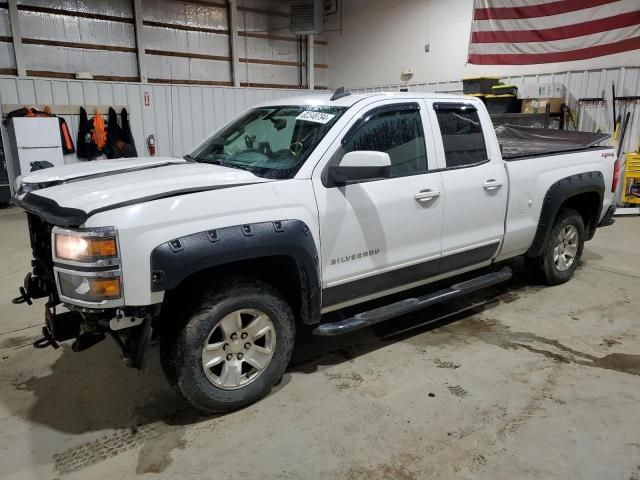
(141, 0, 227, 30)
(18, 11, 135, 47)
(15, 0, 137, 78)
(0, 43, 16, 70)
(140, 0, 230, 83)
(240, 63, 303, 86)
(244, 36, 299, 61)
(142, 26, 230, 55)
(0, 9, 12, 37)
(1, 0, 327, 87)
(314, 44, 326, 64)
(0, 76, 314, 165)
(144, 55, 231, 83)
(17, 0, 133, 17)
(23, 44, 138, 77)
(238, 8, 288, 33)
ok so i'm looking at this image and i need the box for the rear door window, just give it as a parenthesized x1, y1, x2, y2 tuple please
(434, 104, 488, 168)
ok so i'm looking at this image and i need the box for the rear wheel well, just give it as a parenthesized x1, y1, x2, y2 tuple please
(557, 191, 601, 239)
(158, 256, 309, 332)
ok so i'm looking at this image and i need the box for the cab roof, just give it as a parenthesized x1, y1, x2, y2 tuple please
(255, 91, 474, 109)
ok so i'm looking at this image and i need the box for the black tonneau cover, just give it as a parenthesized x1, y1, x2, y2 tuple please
(495, 125, 611, 159)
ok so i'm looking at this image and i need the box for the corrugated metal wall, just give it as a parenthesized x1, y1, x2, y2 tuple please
(142, 0, 230, 85)
(17, 0, 137, 79)
(0, 7, 15, 73)
(0, 0, 328, 88)
(0, 75, 314, 160)
(351, 66, 640, 153)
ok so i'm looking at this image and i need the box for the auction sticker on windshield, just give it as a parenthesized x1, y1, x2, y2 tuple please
(296, 111, 335, 124)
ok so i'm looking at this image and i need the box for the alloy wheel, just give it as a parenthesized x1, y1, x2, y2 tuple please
(553, 224, 579, 272)
(201, 308, 276, 390)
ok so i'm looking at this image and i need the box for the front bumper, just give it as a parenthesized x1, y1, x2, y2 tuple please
(598, 202, 617, 228)
(13, 212, 157, 368)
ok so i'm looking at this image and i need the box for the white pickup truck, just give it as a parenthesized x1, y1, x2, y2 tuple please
(12, 90, 618, 413)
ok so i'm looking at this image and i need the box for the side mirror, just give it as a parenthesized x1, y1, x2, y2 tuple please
(328, 151, 391, 186)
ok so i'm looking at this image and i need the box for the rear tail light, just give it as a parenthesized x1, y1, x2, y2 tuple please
(612, 158, 621, 193)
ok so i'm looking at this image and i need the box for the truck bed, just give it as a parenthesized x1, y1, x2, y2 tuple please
(495, 125, 610, 160)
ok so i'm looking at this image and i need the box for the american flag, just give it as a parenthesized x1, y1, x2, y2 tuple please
(468, 0, 640, 65)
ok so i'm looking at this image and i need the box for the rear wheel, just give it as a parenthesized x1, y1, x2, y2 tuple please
(160, 279, 295, 413)
(526, 208, 585, 285)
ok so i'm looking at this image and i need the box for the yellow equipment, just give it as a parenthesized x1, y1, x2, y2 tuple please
(622, 153, 640, 205)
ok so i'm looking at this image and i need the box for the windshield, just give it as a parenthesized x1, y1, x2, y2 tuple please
(189, 105, 348, 179)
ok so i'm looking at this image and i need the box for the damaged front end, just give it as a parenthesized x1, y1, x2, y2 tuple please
(13, 212, 155, 369)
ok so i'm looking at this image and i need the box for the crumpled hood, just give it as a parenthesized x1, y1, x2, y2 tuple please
(16, 158, 273, 226)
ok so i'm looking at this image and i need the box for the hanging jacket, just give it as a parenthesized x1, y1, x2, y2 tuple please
(92, 111, 107, 151)
(42, 106, 74, 153)
(105, 107, 124, 159)
(58, 117, 75, 154)
(107, 107, 123, 142)
(77, 107, 98, 159)
(121, 108, 138, 156)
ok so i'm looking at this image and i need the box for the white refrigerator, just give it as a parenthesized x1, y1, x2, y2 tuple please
(7, 117, 64, 177)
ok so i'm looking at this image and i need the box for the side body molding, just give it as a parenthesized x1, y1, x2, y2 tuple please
(526, 171, 604, 258)
(150, 220, 321, 323)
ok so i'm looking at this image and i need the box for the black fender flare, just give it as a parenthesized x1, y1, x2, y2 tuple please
(526, 171, 604, 258)
(150, 220, 321, 323)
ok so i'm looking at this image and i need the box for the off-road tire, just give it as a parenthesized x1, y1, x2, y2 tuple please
(526, 208, 585, 286)
(160, 278, 295, 413)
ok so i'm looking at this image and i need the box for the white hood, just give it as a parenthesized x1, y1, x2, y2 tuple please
(17, 157, 273, 224)
(19, 157, 185, 185)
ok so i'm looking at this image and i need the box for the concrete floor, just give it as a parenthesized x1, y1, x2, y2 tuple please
(1, 205, 639, 480)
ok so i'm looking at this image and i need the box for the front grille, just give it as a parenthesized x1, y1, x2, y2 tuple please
(26, 212, 58, 302)
(27, 213, 53, 266)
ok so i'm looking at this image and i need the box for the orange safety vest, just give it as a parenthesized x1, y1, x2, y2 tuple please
(92, 111, 107, 150)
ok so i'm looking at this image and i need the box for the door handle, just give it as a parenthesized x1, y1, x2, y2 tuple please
(482, 179, 504, 191)
(414, 189, 441, 202)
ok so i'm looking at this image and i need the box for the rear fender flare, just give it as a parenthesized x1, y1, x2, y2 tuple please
(526, 171, 604, 258)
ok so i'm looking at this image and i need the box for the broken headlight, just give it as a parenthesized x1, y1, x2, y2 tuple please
(57, 270, 122, 302)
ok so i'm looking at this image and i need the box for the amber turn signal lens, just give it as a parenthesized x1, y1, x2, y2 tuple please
(55, 234, 118, 262)
(86, 238, 118, 258)
(89, 278, 121, 299)
(58, 272, 122, 302)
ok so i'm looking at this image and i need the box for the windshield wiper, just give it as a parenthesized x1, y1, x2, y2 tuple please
(185, 151, 257, 174)
(218, 160, 255, 173)
(192, 155, 255, 174)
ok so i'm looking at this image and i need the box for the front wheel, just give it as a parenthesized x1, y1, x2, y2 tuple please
(526, 208, 585, 285)
(160, 279, 295, 413)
